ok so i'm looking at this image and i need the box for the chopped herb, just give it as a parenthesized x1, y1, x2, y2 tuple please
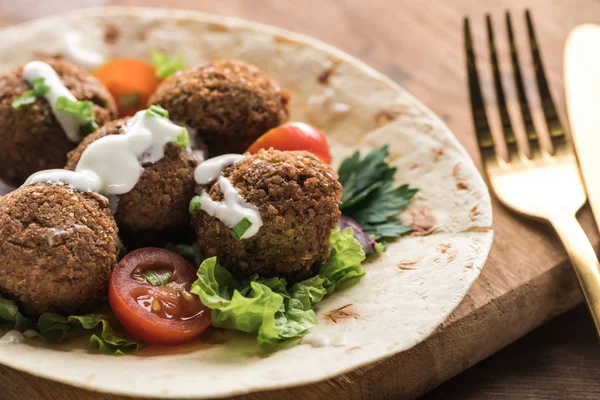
(79, 120, 99, 136)
(150, 49, 185, 79)
(11, 77, 50, 109)
(189, 196, 202, 214)
(173, 128, 190, 148)
(119, 93, 141, 109)
(146, 104, 169, 118)
(141, 269, 173, 286)
(338, 146, 418, 241)
(232, 217, 253, 240)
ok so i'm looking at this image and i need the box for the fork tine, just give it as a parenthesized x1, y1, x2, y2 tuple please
(464, 17, 495, 156)
(506, 11, 542, 158)
(525, 9, 566, 152)
(486, 14, 519, 161)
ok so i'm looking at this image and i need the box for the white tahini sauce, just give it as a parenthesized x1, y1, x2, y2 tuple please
(0, 330, 24, 345)
(25, 109, 185, 196)
(301, 333, 347, 348)
(22, 61, 83, 142)
(194, 155, 263, 239)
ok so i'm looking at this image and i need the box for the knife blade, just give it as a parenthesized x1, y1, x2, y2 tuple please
(565, 24, 600, 227)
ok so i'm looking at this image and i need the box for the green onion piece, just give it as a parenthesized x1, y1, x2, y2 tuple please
(150, 49, 185, 79)
(12, 77, 50, 109)
(55, 96, 95, 120)
(146, 104, 169, 118)
(141, 269, 172, 286)
(232, 217, 253, 240)
(173, 128, 190, 148)
(189, 196, 202, 214)
(79, 120, 99, 137)
(118, 93, 141, 109)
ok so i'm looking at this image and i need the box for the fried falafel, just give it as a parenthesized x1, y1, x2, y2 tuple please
(65, 118, 198, 247)
(148, 60, 289, 156)
(0, 183, 118, 315)
(0, 58, 117, 185)
(191, 149, 342, 282)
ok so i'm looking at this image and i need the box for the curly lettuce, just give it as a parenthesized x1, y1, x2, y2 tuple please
(0, 295, 137, 355)
(191, 227, 366, 350)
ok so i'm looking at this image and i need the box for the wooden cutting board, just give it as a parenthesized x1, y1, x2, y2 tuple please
(0, 0, 598, 399)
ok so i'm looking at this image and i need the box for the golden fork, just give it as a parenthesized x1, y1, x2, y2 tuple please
(464, 10, 600, 335)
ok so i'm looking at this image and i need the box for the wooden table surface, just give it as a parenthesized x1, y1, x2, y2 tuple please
(1, 0, 599, 399)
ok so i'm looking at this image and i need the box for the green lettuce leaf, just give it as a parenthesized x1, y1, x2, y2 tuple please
(0, 295, 137, 355)
(190, 227, 366, 350)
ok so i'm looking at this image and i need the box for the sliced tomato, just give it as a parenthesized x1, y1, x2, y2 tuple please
(108, 248, 211, 346)
(246, 122, 332, 163)
(94, 59, 162, 117)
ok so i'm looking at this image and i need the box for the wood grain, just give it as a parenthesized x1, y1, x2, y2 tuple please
(0, 0, 598, 399)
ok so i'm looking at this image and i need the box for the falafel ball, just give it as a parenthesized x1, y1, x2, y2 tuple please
(66, 118, 198, 247)
(191, 149, 342, 282)
(0, 183, 118, 315)
(0, 58, 117, 185)
(148, 60, 289, 156)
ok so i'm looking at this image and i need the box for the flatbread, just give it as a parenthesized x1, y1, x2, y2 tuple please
(0, 7, 492, 398)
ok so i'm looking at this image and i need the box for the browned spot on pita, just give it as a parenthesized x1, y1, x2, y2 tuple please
(33, 52, 64, 60)
(465, 263, 474, 269)
(431, 146, 446, 162)
(421, 123, 434, 133)
(439, 243, 451, 253)
(447, 249, 458, 263)
(452, 163, 462, 177)
(464, 226, 492, 233)
(374, 105, 411, 127)
(323, 304, 359, 324)
(397, 260, 419, 270)
(274, 35, 302, 47)
(456, 181, 469, 190)
(206, 22, 230, 32)
(318, 60, 341, 85)
(470, 205, 480, 221)
(408, 208, 437, 236)
(345, 346, 362, 353)
(408, 162, 420, 170)
(137, 28, 149, 41)
(103, 23, 120, 45)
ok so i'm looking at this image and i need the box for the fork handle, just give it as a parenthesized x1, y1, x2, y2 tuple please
(550, 213, 600, 336)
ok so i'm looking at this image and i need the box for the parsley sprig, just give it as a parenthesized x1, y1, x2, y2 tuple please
(12, 77, 50, 109)
(55, 96, 99, 136)
(338, 146, 418, 241)
(150, 49, 185, 79)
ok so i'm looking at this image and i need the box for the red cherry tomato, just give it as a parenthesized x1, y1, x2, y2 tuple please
(108, 248, 211, 346)
(247, 122, 332, 163)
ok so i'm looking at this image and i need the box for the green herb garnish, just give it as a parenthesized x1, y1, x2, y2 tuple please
(11, 77, 50, 109)
(146, 104, 169, 118)
(189, 196, 202, 214)
(141, 269, 172, 286)
(173, 128, 190, 148)
(150, 49, 185, 79)
(232, 217, 253, 240)
(338, 146, 418, 241)
(119, 93, 141, 109)
(55, 96, 98, 137)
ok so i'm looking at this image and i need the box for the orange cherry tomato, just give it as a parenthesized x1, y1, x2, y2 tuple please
(94, 59, 162, 117)
(247, 122, 332, 163)
(108, 248, 211, 346)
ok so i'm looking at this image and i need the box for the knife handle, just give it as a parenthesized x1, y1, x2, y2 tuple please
(550, 213, 600, 336)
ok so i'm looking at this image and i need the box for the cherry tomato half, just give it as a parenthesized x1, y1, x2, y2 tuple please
(108, 248, 211, 346)
(246, 122, 332, 163)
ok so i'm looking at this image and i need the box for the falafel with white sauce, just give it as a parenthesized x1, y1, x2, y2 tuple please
(0, 183, 118, 316)
(0, 58, 117, 185)
(191, 149, 342, 283)
(148, 60, 290, 156)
